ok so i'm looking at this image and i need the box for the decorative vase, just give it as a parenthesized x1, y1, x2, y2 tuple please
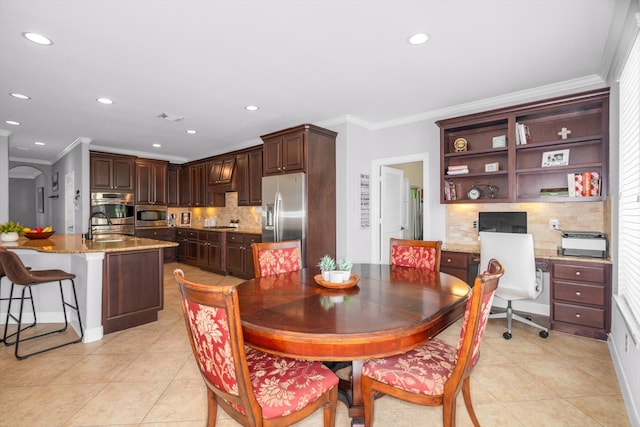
(329, 271, 343, 283)
(340, 270, 352, 282)
(0, 232, 19, 242)
(321, 270, 332, 281)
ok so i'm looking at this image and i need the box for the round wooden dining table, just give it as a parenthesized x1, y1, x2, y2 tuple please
(237, 263, 470, 426)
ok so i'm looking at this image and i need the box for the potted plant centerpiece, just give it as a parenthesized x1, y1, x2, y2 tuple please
(317, 254, 336, 281)
(0, 220, 25, 242)
(337, 257, 353, 282)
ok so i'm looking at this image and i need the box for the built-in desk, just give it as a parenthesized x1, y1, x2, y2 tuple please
(442, 244, 612, 340)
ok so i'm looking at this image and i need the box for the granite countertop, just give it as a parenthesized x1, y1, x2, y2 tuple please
(0, 234, 178, 254)
(442, 243, 612, 264)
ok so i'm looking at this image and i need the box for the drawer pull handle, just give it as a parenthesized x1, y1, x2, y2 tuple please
(575, 313, 581, 318)
(575, 271, 581, 276)
(575, 291, 581, 296)
(447, 259, 452, 263)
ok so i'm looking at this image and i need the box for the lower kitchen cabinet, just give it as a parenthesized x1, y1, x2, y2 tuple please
(551, 260, 611, 340)
(197, 231, 224, 274)
(135, 227, 176, 262)
(176, 228, 198, 265)
(102, 248, 164, 334)
(226, 233, 261, 279)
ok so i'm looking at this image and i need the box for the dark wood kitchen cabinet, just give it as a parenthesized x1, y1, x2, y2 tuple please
(261, 124, 337, 268)
(135, 227, 176, 262)
(236, 147, 263, 206)
(176, 228, 198, 264)
(90, 152, 135, 192)
(135, 159, 168, 205)
(188, 162, 207, 207)
(197, 231, 224, 274)
(102, 248, 163, 334)
(208, 156, 235, 185)
(226, 232, 261, 279)
(440, 251, 472, 284)
(167, 164, 180, 206)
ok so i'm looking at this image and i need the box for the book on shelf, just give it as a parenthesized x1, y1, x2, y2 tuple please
(515, 122, 531, 145)
(444, 180, 457, 201)
(567, 172, 601, 197)
(447, 164, 469, 175)
(539, 187, 569, 197)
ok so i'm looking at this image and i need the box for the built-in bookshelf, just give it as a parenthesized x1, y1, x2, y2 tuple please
(437, 88, 609, 203)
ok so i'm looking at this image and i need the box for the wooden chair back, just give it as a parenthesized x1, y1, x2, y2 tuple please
(389, 238, 442, 272)
(251, 240, 302, 278)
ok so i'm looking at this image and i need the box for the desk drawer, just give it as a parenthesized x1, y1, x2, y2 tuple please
(553, 281, 605, 306)
(553, 302, 605, 329)
(442, 252, 468, 269)
(553, 264, 605, 284)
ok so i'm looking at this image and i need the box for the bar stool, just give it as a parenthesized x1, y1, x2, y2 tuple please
(0, 247, 36, 344)
(0, 249, 84, 359)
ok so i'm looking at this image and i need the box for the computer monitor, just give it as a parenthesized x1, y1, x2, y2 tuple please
(478, 211, 527, 234)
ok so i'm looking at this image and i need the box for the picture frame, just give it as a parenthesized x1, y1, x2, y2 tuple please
(541, 149, 570, 167)
(52, 172, 59, 192)
(180, 211, 192, 226)
(485, 162, 499, 172)
(492, 135, 506, 148)
(37, 187, 44, 213)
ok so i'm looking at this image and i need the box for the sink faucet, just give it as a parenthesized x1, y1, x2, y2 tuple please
(87, 211, 112, 240)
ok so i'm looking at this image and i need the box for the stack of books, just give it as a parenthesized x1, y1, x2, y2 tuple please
(539, 187, 569, 197)
(568, 172, 601, 197)
(447, 165, 469, 175)
(515, 122, 531, 145)
(444, 180, 457, 201)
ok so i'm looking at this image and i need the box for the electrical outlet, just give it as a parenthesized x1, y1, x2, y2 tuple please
(549, 219, 560, 230)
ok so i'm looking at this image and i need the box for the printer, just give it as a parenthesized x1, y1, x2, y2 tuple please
(560, 231, 607, 258)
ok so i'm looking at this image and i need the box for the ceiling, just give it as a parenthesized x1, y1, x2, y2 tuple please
(0, 0, 621, 165)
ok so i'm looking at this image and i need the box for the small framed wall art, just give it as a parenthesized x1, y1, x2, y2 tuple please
(492, 135, 506, 148)
(485, 162, 499, 172)
(180, 211, 192, 226)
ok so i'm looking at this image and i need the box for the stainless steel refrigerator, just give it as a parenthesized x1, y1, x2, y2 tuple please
(262, 172, 307, 265)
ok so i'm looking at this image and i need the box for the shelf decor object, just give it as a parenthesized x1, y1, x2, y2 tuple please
(437, 88, 609, 203)
(541, 149, 570, 167)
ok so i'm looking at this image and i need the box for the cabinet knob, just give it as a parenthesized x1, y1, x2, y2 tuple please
(575, 313, 581, 318)
(575, 271, 581, 276)
(575, 291, 581, 296)
(447, 258, 452, 263)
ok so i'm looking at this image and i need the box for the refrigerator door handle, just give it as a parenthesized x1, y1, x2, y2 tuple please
(274, 191, 281, 241)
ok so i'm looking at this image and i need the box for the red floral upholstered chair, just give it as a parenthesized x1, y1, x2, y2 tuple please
(361, 259, 504, 427)
(390, 238, 442, 272)
(251, 240, 302, 278)
(174, 269, 338, 427)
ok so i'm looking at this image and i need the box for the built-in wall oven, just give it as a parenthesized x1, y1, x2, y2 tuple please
(90, 192, 135, 235)
(135, 205, 168, 227)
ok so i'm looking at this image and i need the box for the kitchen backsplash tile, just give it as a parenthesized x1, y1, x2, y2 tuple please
(446, 201, 608, 252)
(168, 192, 262, 233)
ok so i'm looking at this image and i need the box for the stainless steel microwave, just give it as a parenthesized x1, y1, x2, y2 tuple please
(135, 205, 168, 227)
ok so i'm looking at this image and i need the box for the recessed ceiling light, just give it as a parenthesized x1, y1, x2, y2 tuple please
(34, 141, 45, 146)
(186, 129, 197, 134)
(245, 105, 259, 111)
(22, 32, 53, 46)
(152, 143, 162, 148)
(408, 33, 430, 45)
(10, 93, 30, 100)
(5, 120, 20, 126)
(96, 97, 113, 105)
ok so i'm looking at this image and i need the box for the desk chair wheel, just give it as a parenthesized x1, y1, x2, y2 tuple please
(503, 332, 512, 340)
(539, 330, 549, 338)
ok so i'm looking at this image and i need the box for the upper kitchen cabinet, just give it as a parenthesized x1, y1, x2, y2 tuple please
(437, 88, 609, 204)
(90, 152, 135, 192)
(208, 157, 235, 185)
(167, 164, 180, 207)
(236, 147, 263, 206)
(135, 159, 168, 205)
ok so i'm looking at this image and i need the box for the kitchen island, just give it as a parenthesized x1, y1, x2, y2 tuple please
(0, 234, 178, 342)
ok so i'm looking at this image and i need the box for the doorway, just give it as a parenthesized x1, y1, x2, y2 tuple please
(8, 165, 46, 227)
(371, 153, 428, 264)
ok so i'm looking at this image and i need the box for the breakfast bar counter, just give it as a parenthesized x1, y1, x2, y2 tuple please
(1, 235, 179, 342)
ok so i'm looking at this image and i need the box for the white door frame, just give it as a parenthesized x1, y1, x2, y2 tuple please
(371, 152, 429, 263)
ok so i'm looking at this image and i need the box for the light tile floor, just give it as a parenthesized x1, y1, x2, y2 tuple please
(0, 262, 631, 426)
